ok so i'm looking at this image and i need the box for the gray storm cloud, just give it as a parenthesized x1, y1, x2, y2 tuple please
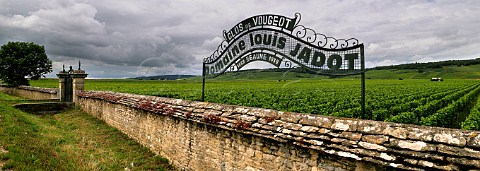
(0, 0, 479, 78)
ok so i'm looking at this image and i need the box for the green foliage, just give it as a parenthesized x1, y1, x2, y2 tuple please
(419, 84, 480, 128)
(462, 95, 480, 130)
(31, 78, 480, 129)
(0, 42, 52, 87)
(386, 112, 417, 124)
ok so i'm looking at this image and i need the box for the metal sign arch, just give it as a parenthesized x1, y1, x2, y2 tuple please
(202, 13, 366, 117)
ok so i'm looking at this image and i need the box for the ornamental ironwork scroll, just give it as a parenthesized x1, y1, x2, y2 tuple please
(202, 13, 366, 117)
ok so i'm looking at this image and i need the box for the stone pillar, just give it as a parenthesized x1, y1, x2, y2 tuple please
(70, 70, 88, 104)
(56, 71, 69, 102)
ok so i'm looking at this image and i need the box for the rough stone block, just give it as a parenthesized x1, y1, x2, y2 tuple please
(220, 104, 236, 112)
(284, 123, 303, 131)
(357, 120, 386, 135)
(339, 132, 362, 141)
(298, 115, 319, 126)
(246, 148, 255, 157)
(447, 157, 480, 168)
(419, 160, 459, 170)
(280, 112, 303, 123)
(193, 108, 205, 113)
(437, 144, 480, 159)
(389, 139, 435, 152)
(330, 138, 357, 146)
(467, 132, 480, 148)
(298, 115, 335, 128)
(331, 119, 358, 131)
(251, 123, 262, 128)
(205, 109, 223, 116)
(291, 130, 307, 137)
(234, 107, 250, 114)
(282, 129, 292, 134)
(433, 131, 467, 147)
(318, 128, 331, 135)
(379, 153, 395, 161)
(293, 162, 309, 170)
(194, 102, 209, 109)
(331, 138, 347, 144)
(362, 135, 389, 144)
(263, 153, 275, 161)
(208, 103, 225, 111)
(403, 158, 418, 165)
(300, 126, 320, 133)
(257, 118, 269, 124)
(389, 148, 444, 161)
(362, 157, 390, 168)
(358, 142, 387, 151)
(304, 133, 331, 141)
(355, 148, 380, 158)
(327, 132, 340, 138)
(336, 151, 361, 161)
(382, 125, 407, 139)
(221, 111, 233, 118)
(258, 130, 275, 135)
(239, 114, 257, 122)
(268, 120, 285, 127)
(305, 139, 324, 146)
(184, 107, 195, 112)
(418, 160, 438, 169)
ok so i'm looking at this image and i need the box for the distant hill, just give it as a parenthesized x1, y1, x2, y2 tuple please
(366, 64, 480, 79)
(133, 75, 196, 80)
(140, 58, 480, 81)
(366, 58, 480, 79)
(370, 58, 480, 70)
(200, 58, 480, 80)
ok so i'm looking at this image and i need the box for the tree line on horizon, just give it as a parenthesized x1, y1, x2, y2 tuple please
(370, 58, 480, 70)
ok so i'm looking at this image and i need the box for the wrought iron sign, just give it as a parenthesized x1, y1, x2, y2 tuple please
(202, 13, 366, 116)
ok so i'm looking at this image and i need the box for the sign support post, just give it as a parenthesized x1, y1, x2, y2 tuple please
(202, 62, 206, 102)
(361, 45, 366, 118)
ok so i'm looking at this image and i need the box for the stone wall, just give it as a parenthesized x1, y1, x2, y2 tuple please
(3, 86, 480, 170)
(0, 85, 58, 100)
(76, 91, 480, 171)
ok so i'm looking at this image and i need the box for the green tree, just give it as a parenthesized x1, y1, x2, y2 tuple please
(0, 42, 52, 87)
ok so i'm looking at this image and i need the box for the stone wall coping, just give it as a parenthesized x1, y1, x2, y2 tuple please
(77, 90, 480, 171)
(17, 85, 57, 94)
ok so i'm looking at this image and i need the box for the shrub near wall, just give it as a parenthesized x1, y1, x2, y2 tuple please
(77, 90, 480, 171)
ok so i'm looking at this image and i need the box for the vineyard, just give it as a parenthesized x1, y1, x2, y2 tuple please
(30, 78, 480, 130)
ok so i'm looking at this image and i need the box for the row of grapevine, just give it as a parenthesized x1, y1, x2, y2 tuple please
(386, 83, 480, 126)
(420, 84, 480, 127)
(30, 79, 480, 129)
(461, 94, 480, 130)
(343, 81, 477, 121)
(376, 87, 464, 121)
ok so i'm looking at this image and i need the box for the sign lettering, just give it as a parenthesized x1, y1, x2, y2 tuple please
(223, 14, 298, 43)
(204, 13, 364, 77)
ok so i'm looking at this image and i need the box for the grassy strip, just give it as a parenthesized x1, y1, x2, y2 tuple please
(0, 93, 174, 170)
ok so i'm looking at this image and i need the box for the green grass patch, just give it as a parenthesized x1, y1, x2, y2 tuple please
(0, 93, 174, 171)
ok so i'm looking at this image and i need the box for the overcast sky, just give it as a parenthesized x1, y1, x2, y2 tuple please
(1, 0, 479, 78)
